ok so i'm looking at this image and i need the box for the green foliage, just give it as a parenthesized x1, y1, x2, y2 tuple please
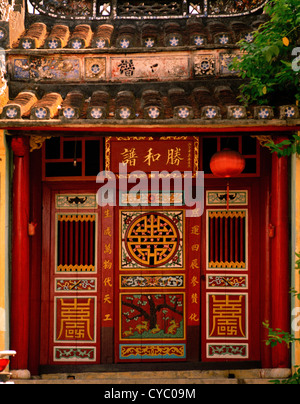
(230, 0, 300, 106)
(265, 133, 300, 157)
(262, 322, 300, 384)
(263, 320, 298, 348)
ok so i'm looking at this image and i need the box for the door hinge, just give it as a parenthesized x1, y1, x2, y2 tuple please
(269, 224, 275, 238)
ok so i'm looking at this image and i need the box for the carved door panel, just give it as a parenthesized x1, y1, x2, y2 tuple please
(116, 202, 201, 363)
(117, 208, 188, 362)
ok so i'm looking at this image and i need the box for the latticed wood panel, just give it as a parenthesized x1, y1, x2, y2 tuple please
(207, 210, 247, 269)
(56, 214, 96, 272)
(117, 1, 183, 16)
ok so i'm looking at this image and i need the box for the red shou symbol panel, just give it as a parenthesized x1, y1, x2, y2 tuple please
(208, 294, 247, 339)
(55, 297, 96, 342)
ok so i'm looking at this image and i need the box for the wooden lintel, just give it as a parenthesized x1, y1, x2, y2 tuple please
(2, 119, 300, 135)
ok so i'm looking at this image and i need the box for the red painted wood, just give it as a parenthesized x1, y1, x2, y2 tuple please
(230, 217, 233, 262)
(3, 125, 300, 134)
(224, 217, 228, 263)
(69, 220, 74, 265)
(209, 217, 213, 262)
(39, 185, 51, 365)
(235, 217, 238, 263)
(89, 220, 94, 265)
(75, 221, 79, 265)
(260, 148, 272, 368)
(80, 220, 84, 265)
(59, 221, 63, 266)
(85, 220, 89, 265)
(219, 216, 223, 261)
(28, 148, 43, 375)
(10, 136, 30, 370)
(270, 148, 290, 368)
(214, 215, 218, 261)
(240, 216, 244, 263)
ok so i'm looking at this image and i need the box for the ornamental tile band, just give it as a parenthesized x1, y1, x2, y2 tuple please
(12, 18, 261, 50)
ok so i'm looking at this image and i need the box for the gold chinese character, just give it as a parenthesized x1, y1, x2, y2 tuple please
(210, 295, 245, 337)
(191, 293, 198, 304)
(190, 259, 199, 269)
(104, 209, 112, 218)
(144, 148, 161, 166)
(191, 225, 200, 235)
(191, 276, 199, 287)
(104, 277, 113, 287)
(104, 294, 112, 304)
(104, 227, 112, 237)
(103, 314, 112, 321)
(166, 147, 184, 166)
(191, 244, 200, 252)
(189, 313, 199, 322)
(104, 243, 112, 255)
(121, 148, 139, 167)
(57, 298, 94, 341)
(103, 260, 113, 270)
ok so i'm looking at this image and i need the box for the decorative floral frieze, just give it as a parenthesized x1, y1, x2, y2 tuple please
(9, 51, 242, 83)
(85, 57, 106, 80)
(194, 54, 215, 76)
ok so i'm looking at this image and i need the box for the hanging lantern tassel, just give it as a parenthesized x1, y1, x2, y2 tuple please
(226, 181, 229, 211)
(209, 149, 246, 210)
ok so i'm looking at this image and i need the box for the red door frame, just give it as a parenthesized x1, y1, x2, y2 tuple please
(22, 138, 290, 371)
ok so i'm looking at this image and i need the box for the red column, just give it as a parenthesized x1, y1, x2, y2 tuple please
(10, 136, 30, 370)
(270, 144, 290, 368)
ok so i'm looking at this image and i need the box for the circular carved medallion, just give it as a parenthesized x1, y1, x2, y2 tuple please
(124, 212, 180, 268)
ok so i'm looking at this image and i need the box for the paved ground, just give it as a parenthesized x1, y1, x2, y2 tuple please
(9, 368, 291, 384)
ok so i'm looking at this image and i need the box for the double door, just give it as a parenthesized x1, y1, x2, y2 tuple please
(40, 181, 260, 365)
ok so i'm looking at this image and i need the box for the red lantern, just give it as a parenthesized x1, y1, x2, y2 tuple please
(209, 149, 245, 209)
(210, 149, 245, 178)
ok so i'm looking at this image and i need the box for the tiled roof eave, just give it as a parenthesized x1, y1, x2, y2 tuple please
(2, 118, 300, 133)
(6, 44, 240, 55)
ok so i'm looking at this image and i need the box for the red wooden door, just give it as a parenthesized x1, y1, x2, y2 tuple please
(200, 180, 261, 363)
(40, 181, 262, 366)
(40, 185, 103, 365)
